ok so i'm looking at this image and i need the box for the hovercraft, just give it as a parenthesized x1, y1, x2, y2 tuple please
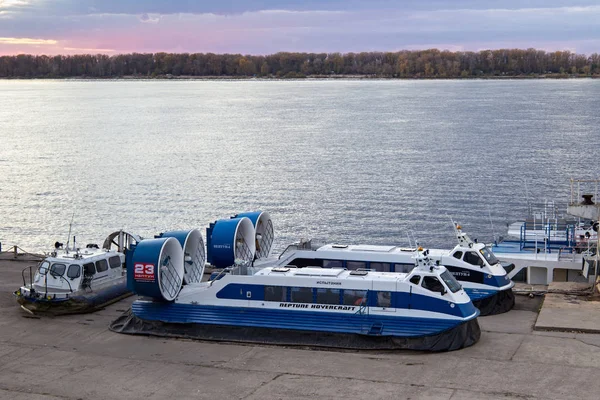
(111, 220, 480, 352)
(14, 231, 140, 315)
(254, 224, 514, 316)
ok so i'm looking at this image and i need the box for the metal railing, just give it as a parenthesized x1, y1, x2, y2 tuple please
(160, 257, 183, 300)
(21, 265, 73, 296)
(255, 219, 274, 259)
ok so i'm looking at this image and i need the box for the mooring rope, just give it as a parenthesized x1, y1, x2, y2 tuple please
(0, 245, 44, 260)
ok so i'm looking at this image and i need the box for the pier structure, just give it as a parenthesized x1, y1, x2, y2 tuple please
(567, 178, 600, 291)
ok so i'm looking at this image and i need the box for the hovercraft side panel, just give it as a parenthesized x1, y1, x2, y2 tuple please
(128, 237, 184, 301)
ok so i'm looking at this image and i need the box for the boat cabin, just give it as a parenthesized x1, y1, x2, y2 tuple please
(27, 248, 124, 299)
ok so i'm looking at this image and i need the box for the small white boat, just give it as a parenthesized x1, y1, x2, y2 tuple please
(14, 231, 140, 315)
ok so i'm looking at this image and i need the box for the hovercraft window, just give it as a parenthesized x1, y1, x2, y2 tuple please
(440, 270, 461, 293)
(377, 291, 391, 307)
(50, 263, 66, 277)
(464, 252, 485, 267)
(288, 258, 323, 268)
(109, 256, 121, 269)
(316, 288, 341, 304)
(479, 247, 499, 265)
(95, 259, 109, 273)
(452, 251, 463, 260)
(422, 276, 444, 293)
(291, 287, 313, 303)
(38, 261, 50, 275)
(323, 260, 343, 268)
(369, 262, 391, 272)
(393, 263, 414, 273)
(264, 286, 285, 302)
(67, 264, 81, 279)
(343, 289, 367, 306)
(83, 263, 96, 276)
(409, 275, 421, 285)
(347, 261, 366, 270)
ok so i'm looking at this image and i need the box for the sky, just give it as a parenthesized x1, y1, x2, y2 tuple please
(0, 0, 599, 55)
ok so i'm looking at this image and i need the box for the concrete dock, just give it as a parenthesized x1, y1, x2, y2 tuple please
(2, 256, 600, 399)
(535, 282, 600, 333)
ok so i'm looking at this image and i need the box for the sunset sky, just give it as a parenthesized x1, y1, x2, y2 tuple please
(1, 0, 599, 55)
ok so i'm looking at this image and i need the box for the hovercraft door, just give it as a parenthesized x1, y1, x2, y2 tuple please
(371, 280, 396, 313)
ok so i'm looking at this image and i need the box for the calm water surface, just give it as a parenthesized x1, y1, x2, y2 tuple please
(1, 79, 599, 253)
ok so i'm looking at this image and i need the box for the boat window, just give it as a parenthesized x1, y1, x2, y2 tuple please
(343, 289, 367, 306)
(264, 286, 286, 302)
(393, 263, 414, 273)
(409, 275, 421, 285)
(440, 270, 462, 293)
(323, 260, 343, 269)
(316, 288, 341, 304)
(49, 263, 66, 277)
(109, 256, 121, 269)
(67, 264, 81, 279)
(290, 287, 313, 303)
(464, 252, 485, 267)
(346, 261, 366, 270)
(479, 247, 499, 265)
(38, 261, 50, 275)
(95, 259, 109, 273)
(377, 291, 391, 307)
(422, 276, 445, 293)
(369, 262, 391, 272)
(452, 251, 463, 260)
(83, 263, 96, 276)
(288, 258, 323, 268)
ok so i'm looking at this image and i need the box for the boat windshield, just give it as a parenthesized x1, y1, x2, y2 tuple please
(38, 261, 50, 275)
(479, 247, 499, 265)
(440, 270, 462, 293)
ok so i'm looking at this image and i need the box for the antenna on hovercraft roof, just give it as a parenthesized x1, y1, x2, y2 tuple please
(65, 212, 75, 254)
(406, 231, 418, 249)
(450, 219, 475, 248)
(413, 245, 439, 272)
(488, 206, 498, 244)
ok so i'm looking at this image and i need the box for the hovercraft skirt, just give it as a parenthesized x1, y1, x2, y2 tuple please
(15, 280, 130, 316)
(472, 288, 515, 316)
(110, 306, 480, 352)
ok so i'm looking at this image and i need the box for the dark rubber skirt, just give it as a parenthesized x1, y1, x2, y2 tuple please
(109, 309, 481, 352)
(472, 289, 515, 316)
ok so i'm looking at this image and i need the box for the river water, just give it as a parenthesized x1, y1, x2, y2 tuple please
(0, 79, 599, 254)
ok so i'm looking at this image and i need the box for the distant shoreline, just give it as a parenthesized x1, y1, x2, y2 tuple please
(1, 74, 598, 80)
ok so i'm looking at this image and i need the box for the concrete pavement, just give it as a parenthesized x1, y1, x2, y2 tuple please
(1, 257, 600, 399)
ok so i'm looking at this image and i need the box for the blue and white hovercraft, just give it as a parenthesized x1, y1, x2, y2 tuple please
(111, 216, 480, 352)
(254, 224, 514, 316)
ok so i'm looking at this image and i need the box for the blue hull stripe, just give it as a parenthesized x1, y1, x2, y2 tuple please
(132, 302, 475, 337)
(464, 288, 497, 300)
(464, 287, 513, 301)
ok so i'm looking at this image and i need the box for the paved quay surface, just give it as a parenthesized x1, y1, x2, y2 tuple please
(535, 282, 600, 333)
(1, 256, 600, 400)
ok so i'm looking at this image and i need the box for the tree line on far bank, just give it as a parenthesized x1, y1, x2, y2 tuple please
(1, 49, 599, 78)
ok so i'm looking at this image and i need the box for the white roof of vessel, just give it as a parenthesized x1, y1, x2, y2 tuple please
(318, 244, 399, 253)
(254, 266, 408, 281)
(317, 244, 452, 257)
(47, 248, 119, 262)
